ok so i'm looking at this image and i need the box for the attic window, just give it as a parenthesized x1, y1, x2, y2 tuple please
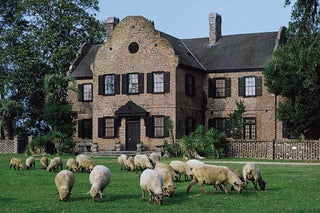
(129, 42, 139, 54)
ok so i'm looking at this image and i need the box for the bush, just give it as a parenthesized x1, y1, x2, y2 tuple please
(162, 139, 183, 157)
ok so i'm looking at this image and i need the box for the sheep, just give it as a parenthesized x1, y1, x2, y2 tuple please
(25, 156, 35, 170)
(76, 154, 95, 173)
(134, 154, 153, 172)
(40, 156, 49, 169)
(154, 166, 176, 197)
(9, 157, 24, 170)
(125, 156, 135, 171)
(186, 164, 243, 195)
(47, 157, 63, 172)
(149, 152, 160, 166)
(169, 160, 192, 181)
(117, 154, 127, 171)
(88, 165, 111, 202)
(140, 169, 164, 206)
(227, 166, 245, 191)
(55, 170, 75, 201)
(242, 163, 267, 191)
(155, 162, 178, 182)
(186, 159, 205, 170)
(66, 158, 78, 172)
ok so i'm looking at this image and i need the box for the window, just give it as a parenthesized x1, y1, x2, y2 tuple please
(128, 73, 139, 93)
(78, 119, 92, 139)
(122, 73, 144, 94)
(243, 117, 256, 139)
(185, 116, 195, 135)
(282, 122, 299, 139)
(104, 75, 114, 94)
(78, 83, 92, 102)
(105, 117, 115, 138)
(154, 116, 165, 137)
(98, 74, 120, 96)
(208, 78, 231, 98)
(147, 72, 170, 93)
(128, 42, 139, 54)
(154, 73, 164, 93)
(98, 117, 119, 138)
(208, 118, 230, 137)
(145, 116, 169, 138)
(185, 74, 195, 97)
(238, 76, 262, 97)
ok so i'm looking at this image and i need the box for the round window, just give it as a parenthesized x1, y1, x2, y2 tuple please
(128, 42, 139, 54)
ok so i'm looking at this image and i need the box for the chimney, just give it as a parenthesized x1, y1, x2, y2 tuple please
(106, 17, 119, 42)
(209, 13, 221, 45)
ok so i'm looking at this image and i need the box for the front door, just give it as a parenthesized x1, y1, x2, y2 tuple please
(126, 117, 140, 151)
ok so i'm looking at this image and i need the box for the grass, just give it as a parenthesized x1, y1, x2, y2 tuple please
(1, 154, 320, 213)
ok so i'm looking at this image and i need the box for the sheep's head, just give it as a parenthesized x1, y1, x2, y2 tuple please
(163, 185, 176, 197)
(90, 186, 102, 202)
(47, 166, 52, 172)
(59, 189, 70, 201)
(232, 180, 243, 193)
(258, 179, 267, 190)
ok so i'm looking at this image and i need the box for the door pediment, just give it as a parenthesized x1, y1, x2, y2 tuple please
(115, 101, 148, 117)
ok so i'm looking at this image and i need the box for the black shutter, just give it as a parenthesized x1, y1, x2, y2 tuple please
(78, 120, 83, 138)
(255, 76, 262, 96)
(114, 74, 120, 94)
(114, 117, 120, 138)
(208, 118, 215, 129)
(185, 75, 188, 96)
(122, 74, 128, 94)
(208, 78, 215, 98)
(164, 116, 170, 137)
(98, 118, 105, 138)
(192, 76, 196, 97)
(138, 73, 144, 94)
(225, 78, 231, 97)
(78, 84, 83, 101)
(164, 72, 170, 93)
(145, 116, 154, 138)
(282, 122, 289, 138)
(147, 73, 153, 93)
(238, 77, 244, 97)
(98, 75, 104, 95)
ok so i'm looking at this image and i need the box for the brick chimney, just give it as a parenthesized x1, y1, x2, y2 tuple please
(209, 13, 221, 45)
(106, 17, 119, 42)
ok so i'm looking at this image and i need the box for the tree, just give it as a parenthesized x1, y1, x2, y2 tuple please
(263, 0, 320, 138)
(228, 100, 246, 139)
(0, 99, 22, 139)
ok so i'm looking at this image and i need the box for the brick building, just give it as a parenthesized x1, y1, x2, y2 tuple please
(68, 14, 286, 151)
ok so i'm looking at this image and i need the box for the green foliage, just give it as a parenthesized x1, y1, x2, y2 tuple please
(0, 99, 23, 139)
(162, 139, 183, 157)
(228, 100, 246, 139)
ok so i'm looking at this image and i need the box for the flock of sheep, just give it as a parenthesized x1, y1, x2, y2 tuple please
(9, 152, 266, 205)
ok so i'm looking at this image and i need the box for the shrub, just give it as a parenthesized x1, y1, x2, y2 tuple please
(162, 139, 183, 157)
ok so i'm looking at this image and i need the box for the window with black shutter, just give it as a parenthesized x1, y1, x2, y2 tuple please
(208, 118, 231, 137)
(243, 117, 257, 139)
(122, 73, 144, 94)
(185, 116, 195, 135)
(238, 76, 262, 97)
(78, 83, 92, 102)
(185, 74, 195, 97)
(282, 122, 299, 139)
(147, 71, 170, 94)
(209, 78, 231, 98)
(98, 74, 120, 96)
(145, 115, 170, 138)
(98, 117, 119, 138)
(78, 119, 92, 139)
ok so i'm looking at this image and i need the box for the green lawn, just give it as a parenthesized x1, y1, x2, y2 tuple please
(1, 154, 319, 213)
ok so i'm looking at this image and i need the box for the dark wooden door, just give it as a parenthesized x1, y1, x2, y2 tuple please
(126, 118, 140, 151)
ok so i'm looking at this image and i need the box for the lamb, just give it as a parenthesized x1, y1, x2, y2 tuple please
(25, 156, 35, 170)
(155, 162, 178, 182)
(125, 156, 135, 171)
(88, 165, 111, 202)
(154, 166, 175, 197)
(242, 163, 267, 191)
(186, 164, 243, 195)
(55, 170, 75, 201)
(117, 154, 127, 171)
(66, 158, 78, 172)
(10, 157, 24, 170)
(47, 157, 63, 172)
(40, 156, 49, 169)
(186, 159, 205, 170)
(140, 169, 164, 206)
(149, 152, 160, 166)
(227, 166, 245, 191)
(134, 154, 153, 172)
(169, 160, 192, 181)
(76, 154, 95, 173)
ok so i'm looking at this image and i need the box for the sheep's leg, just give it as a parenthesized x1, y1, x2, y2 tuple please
(223, 184, 229, 195)
(199, 182, 209, 195)
(141, 190, 145, 200)
(186, 178, 197, 193)
(212, 184, 218, 194)
(253, 181, 258, 191)
(148, 193, 153, 204)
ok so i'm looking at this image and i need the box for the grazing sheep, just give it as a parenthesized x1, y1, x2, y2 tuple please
(186, 159, 205, 170)
(10, 157, 24, 170)
(76, 154, 95, 173)
(227, 167, 245, 191)
(154, 166, 176, 197)
(117, 154, 127, 171)
(25, 156, 35, 170)
(134, 154, 153, 172)
(125, 156, 135, 171)
(169, 160, 192, 181)
(149, 152, 160, 166)
(88, 165, 111, 202)
(155, 162, 178, 182)
(140, 169, 164, 206)
(186, 165, 243, 195)
(55, 170, 75, 201)
(40, 156, 49, 169)
(66, 158, 78, 172)
(47, 157, 63, 172)
(243, 163, 267, 191)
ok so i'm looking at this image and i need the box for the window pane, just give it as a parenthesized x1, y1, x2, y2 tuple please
(216, 79, 225, 97)
(153, 73, 164, 93)
(105, 75, 114, 94)
(154, 117, 164, 137)
(245, 77, 255, 96)
(83, 84, 92, 101)
(128, 74, 139, 93)
(244, 118, 256, 139)
(105, 118, 114, 137)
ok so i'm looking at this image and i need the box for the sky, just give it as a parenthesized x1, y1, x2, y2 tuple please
(96, 0, 293, 39)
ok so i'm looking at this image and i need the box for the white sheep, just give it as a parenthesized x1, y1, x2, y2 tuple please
(10, 157, 24, 170)
(66, 158, 78, 172)
(186, 164, 243, 195)
(40, 156, 48, 169)
(125, 156, 135, 171)
(88, 165, 111, 202)
(47, 157, 63, 172)
(134, 154, 153, 172)
(25, 156, 35, 170)
(154, 166, 176, 197)
(155, 162, 178, 182)
(149, 152, 160, 166)
(76, 154, 95, 173)
(140, 169, 164, 205)
(186, 159, 204, 170)
(242, 163, 266, 191)
(117, 154, 127, 171)
(55, 170, 75, 201)
(169, 160, 192, 181)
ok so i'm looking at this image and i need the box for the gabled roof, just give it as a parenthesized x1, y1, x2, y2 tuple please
(115, 101, 148, 117)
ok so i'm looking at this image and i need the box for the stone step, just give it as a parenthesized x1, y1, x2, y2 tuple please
(83, 150, 154, 157)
